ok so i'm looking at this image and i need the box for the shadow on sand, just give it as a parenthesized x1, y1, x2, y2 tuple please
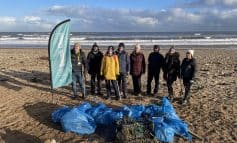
(24, 102, 62, 131)
(0, 128, 41, 143)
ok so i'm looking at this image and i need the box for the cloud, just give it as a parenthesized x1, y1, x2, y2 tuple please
(2, 3, 237, 32)
(184, 0, 237, 8)
(0, 16, 53, 32)
(42, 4, 237, 32)
(0, 17, 16, 25)
(24, 16, 42, 24)
(44, 5, 161, 31)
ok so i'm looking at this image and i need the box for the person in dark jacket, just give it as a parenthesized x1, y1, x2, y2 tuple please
(163, 46, 180, 101)
(71, 43, 87, 99)
(146, 45, 165, 96)
(181, 49, 197, 104)
(115, 43, 130, 98)
(87, 43, 104, 96)
(130, 44, 146, 96)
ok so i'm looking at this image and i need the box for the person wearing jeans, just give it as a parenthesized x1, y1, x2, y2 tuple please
(71, 42, 87, 99)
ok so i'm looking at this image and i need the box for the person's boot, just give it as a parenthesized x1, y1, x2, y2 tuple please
(181, 91, 190, 105)
(181, 99, 187, 105)
(91, 91, 95, 96)
(71, 94, 77, 100)
(97, 91, 103, 96)
(146, 91, 151, 96)
(116, 95, 121, 101)
(105, 92, 110, 100)
(122, 91, 127, 99)
(153, 88, 158, 96)
(168, 91, 174, 102)
(82, 93, 87, 99)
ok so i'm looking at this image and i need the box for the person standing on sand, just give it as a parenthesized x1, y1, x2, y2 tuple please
(115, 43, 130, 98)
(87, 43, 104, 96)
(71, 43, 87, 99)
(130, 44, 146, 96)
(146, 45, 165, 96)
(181, 49, 197, 104)
(100, 46, 121, 100)
(163, 46, 180, 101)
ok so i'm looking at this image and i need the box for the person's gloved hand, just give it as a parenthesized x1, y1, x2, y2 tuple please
(116, 75, 120, 79)
(178, 74, 181, 79)
(100, 75, 105, 81)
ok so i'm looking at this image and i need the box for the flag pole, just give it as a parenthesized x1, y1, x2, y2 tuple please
(48, 19, 71, 104)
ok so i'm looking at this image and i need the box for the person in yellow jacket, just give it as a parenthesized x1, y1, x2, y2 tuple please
(101, 46, 121, 100)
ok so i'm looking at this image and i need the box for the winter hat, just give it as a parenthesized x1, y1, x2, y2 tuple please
(154, 45, 160, 51)
(92, 42, 98, 48)
(169, 46, 175, 54)
(107, 46, 114, 51)
(187, 49, 194, 56)
(118, 43, 125, 48)
(74, 42, 81, 48)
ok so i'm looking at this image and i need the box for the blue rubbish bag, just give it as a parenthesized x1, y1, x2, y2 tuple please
(164, 118, 192, 141)
(86, 103, 107, 118)
(161, 97, 179, 119)
(120, 105, 145, 120)
(86, 103, 117, 126)
(152, 117, 175, 143)
(51, 106, 71, 123)
(75, 102, 92, 112)
(98, 109, 124, 126)
(143, 104, 162, 117)
(129, 105, 145, 119)
(61, 108, 96, 135)
(120, 105, 131, 117)
(110, 109, 124, 122)
(94, 108, 112, 125)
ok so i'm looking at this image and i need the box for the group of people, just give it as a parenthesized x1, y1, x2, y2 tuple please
(70, 42, 197, 104)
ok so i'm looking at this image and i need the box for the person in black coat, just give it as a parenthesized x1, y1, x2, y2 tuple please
(163, 46, 180, 101)
(181, 49, 197, 104)
(87, 43, 104, 95)
(146, 45, 164, 96)
(115, 43, 130, 98)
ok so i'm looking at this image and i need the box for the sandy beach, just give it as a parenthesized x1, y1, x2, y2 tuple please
(0, 47, 236, 143)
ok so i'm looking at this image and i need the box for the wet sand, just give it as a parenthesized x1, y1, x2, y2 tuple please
(0, 48, 236, 143)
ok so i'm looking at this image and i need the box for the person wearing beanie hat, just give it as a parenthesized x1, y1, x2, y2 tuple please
(71, 42, 87, 99)
(163, 46, 181, 101)
(115, 43, 130, 98)
(130, 44, 146, 96)
(146, 45, 165, 96)
(180, 49, 197, 104)
(87, 43, 104, 96)
(101, 46, 121, 100)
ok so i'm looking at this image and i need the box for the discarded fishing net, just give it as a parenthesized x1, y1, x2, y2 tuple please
(115, 116, 158, 143)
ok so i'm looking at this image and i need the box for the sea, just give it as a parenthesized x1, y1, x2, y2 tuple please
(1, 32, 237, 48)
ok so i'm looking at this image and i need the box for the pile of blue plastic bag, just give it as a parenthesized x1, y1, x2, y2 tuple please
(52, 97, 192, 142)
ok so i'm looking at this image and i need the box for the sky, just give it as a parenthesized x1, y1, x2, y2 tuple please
(1, 0, 237, 32)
